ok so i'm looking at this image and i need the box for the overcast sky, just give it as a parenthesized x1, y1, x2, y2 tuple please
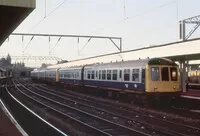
(1, 0, 200, 62)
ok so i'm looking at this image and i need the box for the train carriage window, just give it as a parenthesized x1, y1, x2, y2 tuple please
(99, 70, 102, 80)
(170, 67, 178, 81)
(132, 69, 139, 82)
(112, 69, 118, 80)
(151, 67, 160, 81)
(77, 72, 79, 78)
(102, 70, 106, 80)
(107, 70, 111, 80)
(124, 69, 130, 81)
(161, 67, 169, 81)
(91, 71, 95, 79)
(87, 71, 91, 79)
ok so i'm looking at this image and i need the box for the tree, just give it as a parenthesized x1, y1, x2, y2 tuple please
(0, 58, 7, 64)
(6, 54, 11, 65)
(57, 60, 68, 64)
(41, 63, 52, 68)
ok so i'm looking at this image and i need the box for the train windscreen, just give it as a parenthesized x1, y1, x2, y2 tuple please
(151, 67, 160, 81)
(170, 67, 178, 81)
(161, 67, 169, 81)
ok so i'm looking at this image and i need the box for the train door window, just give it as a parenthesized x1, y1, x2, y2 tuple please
(71, 73, 73, 78)
(74, 72, 76, 78)
(98, 70, 101, 80)
(107, 70, 111, 80)
(102, 70, 106, 80)
(142, 69, 145, 83)
(161, 67, 169, 81)
(77, 71, 78, 78)
(112, 69, 118, 80)
(124, 69, 130, 81)
(72, 72, 74, 79)
(119, 70, 122, 78)
(91, 71, 95, 79)
(87, 71, 91, 79)
(96, 71, 98, 79)
(132, 69, 139, 82)
(151, 67, 160, 81)
(170, 67, 178, 81)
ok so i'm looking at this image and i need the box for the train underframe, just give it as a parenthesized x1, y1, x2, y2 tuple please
(32, 78, 181, 106)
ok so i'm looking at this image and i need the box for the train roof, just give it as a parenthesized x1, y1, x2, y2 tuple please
(88, 58, 177, 68)
(59, 58, 178, 70)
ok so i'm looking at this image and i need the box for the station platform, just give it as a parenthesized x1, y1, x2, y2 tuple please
(0, 99, 27, 136)
(181, 89, 200, 100)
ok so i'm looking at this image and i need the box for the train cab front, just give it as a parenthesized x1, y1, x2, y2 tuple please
(145, 58, 181, 97)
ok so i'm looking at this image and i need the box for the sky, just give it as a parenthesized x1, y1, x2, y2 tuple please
(1, 0, 200, 64)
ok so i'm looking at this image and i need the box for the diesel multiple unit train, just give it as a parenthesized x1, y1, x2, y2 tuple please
(31, 58, 181, 99)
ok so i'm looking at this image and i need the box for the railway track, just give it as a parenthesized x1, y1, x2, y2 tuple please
(20, 79, 200, 136)
(11, 79, 152, 136)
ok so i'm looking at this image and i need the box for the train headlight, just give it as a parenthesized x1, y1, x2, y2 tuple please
(154, 86, 157, 92)
(173, 86, 176, 89)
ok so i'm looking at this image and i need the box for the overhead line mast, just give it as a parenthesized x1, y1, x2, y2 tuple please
(179, 15, 200, 41)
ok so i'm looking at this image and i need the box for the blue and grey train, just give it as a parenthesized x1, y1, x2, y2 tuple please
(31, 58, 180, 96)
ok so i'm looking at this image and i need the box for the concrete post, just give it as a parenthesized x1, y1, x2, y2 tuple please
(179, 61, 187, 92)
(179, 61, 183, 91)
(182, 61, 187, 92)
(185, 61, 189, 80)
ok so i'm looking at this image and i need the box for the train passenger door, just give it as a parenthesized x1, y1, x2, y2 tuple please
(118, 69, 123, 82)
(81, 66, 85, 86)
(56, 69, 59, 82)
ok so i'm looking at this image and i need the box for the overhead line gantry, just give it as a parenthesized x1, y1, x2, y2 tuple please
(11, 33, 123, 54)
(179, 15, 200, 41)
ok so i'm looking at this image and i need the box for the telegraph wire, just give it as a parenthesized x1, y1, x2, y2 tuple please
(45, 0, 47, 18)
(123, 0, 127, 20)
(79, 38, 92, 53)
(90, 0, 177, 35)
(23, 36, 34, 53)
(50, 37, 62, 55)
(81, 0, 177, 57)
(127, 0, 177, 20)
(29, 0, 69, 33)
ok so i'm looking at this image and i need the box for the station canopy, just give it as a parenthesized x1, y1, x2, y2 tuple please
(0, 0, 35, 45)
